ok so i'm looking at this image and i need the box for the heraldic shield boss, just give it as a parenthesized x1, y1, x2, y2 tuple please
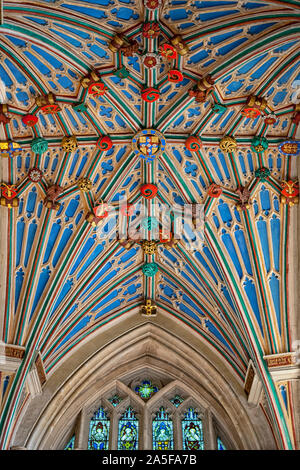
(132, 129, 166, 163)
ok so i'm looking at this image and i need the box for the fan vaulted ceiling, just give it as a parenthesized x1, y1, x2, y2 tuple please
(0, 0, 299, 450)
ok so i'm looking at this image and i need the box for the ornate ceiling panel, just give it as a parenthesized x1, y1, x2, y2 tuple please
(0, 0, 299, 450)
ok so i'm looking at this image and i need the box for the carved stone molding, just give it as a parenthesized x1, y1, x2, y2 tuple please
(244, 360, 263, 406)
(35, 353, 47, 386)
(26, 353, 47, 398)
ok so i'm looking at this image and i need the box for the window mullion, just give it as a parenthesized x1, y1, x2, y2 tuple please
(173, 411, 182, 450)
(204, 408, 217, 450)
(74, 408, 90, 450)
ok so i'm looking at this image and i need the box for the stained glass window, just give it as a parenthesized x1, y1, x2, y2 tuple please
(108, 394, 123, 407)
(118, 407, 139, 450)
(182, 408, 204, 450)
(88, 407, 110, 450)
(135, 380, 159, 400)
(217, 437, 226, 450)
(64, 435, 75, 450)
(170, 394, 184, 407)
(152, 407, 174, 450)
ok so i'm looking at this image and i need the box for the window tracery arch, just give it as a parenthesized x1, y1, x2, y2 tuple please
(63, 376, 232, 450)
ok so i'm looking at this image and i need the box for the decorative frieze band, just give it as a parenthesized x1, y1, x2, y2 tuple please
(263, 353, 300, 381)
(0, 343, 25, 372)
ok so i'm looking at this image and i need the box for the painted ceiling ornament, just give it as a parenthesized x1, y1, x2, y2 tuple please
(144, 0, 161, 9)
(159, 43, 177, 60)
(142, 262, 159, 277)
(141, 240, 158, 255)
(142, 22, 160, 39)
(61, 135, 78, 152)
(211, 103, 226, 114)
(161, 234, 179, 250)
(140, 183, 158, 199)
(167, 70, 183, 83)
(117, 237, 136, 250)
(0, 183, 19, 208)
(132, 129, 166, 163)
(31, 137, 49, 155)
(280, 180, 299, 206)
(207, 183, 222, 198)
(35, 93, 61, 114)
(263, 114, 278, 126)
(278, 140, 300, 156)
(44, 184, 63, 210)
(109, 34, 139, 57)
(0, 104, 11, 124)
(170, 35, 189, 56)
(189, 75, 215, 103)
(28, 168, 43, 183)
(255, 167, 271, 181)
(242, 95, 268, 118)
(72, 102, 88, 113)
(109, 34, 126, 52)
(141, 87, 160, 102)
(78, 178, 93, 192)
(143, 54, 159, 69)
(22, 114, 38, 127)
(113, 67, 130, 79)
(241, 107, 261, 119)
(251, 136, 269, 154)
(140, 299, 157, 316)
(0, 141, 22, 158)
(96, 135, 113, 151)
(81, 71, 107, 96)
(219, 135, 237, 153)
(185, 135, 202, 152)
(235, 186, 251, 211)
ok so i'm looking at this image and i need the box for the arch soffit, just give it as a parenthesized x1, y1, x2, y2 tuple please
(13, 316, 274, 450)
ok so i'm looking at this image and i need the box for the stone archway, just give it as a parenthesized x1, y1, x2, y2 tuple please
(10, 311, 276, 450)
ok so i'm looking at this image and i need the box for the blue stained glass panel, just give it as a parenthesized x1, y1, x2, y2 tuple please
(64, 435, 75, 450)
(217, 437, 226, 449)
(135, 380, 159, 400)
(153, 407, 174, 450)
(118, 407, 139, 450)
(170, 395, 184, 407)
(88, 407, 110, 450)
(108, 394, 123, 407)
(182, 408, 204, 450)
